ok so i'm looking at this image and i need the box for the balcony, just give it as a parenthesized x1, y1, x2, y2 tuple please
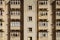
(10, 0, 21, 9)
(10, 26, 20, 30)
(39, 37, 48, 40)
(0, 30, 3, 40)
(39, 31, 48, 40)
(10, 15, 20, 19)
(38, 12, 48, 19)
(56, 20, 60, 30)
(10, 9, 21, 19)
(10, 21, 20, 30)
(38, 21, 48, 30)
(56, 1, 60, 8)
(56, 16, 60, 19)
(56, 5, 60, 8)
(38, 26, 48, 30)
(56, 26, 60, 30)
(0, 1, 3, 8)
(38, 5, 48, 9)
(0, 5, 3, 8)
(0, 26, 2, 30)
(10, 5, 20, 9)
(10, 31, 20, 40)
(38, 16, 48, 19)
(11, 37, 20, 40)
(38, 0, 48, 9)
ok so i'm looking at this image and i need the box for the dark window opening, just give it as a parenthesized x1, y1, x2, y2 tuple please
(29, 28, 32, 32)
(29, 17, 32, 21)
(29, 37, 32, 40)
(29, 6, 32, 10)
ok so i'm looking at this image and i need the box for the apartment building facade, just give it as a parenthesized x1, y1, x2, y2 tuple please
(0, 0, 60, 40)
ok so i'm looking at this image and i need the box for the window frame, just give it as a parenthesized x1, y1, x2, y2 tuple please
(38, 0, 48, 5)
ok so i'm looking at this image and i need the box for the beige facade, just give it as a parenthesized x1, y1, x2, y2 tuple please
(0, 0, 60, 40)
(0, 0, 21, 40)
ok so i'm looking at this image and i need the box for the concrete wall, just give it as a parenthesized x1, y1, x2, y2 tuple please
(24, 0, 37, 40)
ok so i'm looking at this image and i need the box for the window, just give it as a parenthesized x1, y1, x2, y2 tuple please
(39, 8, 48, 16)
(39, 21, 48, 27)
(39, 11, 47, 16)
(56, 21, 60, 26)
(10, 0, 20, 5)
(0, 21, 2, 27)
(28, 37, 32, 40)
(10, 10, 20, 15)
(10, 21, 20, 27)
(56, 11, 60, 16)
(28, 6, 32, 10)
(28, 17, 32, 21)
(56, 32, 60, 37)
(39, 32, 48, 38)
(56, 19, 60, 26)
(56, 31, 60, 40)
(56, 0, 60, 5)
(10, 32, 20, 37)
(38, 0, 47, 5)
(28, 28, 32, 32)
(0, 0, 3, 4)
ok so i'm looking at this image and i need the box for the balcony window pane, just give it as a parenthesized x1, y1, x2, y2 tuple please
(10, 21, 20, 27)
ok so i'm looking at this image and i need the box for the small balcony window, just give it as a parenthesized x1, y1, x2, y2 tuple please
(10, 0, 20, 5)
(10, 21, 20, 27)
(56, 1, 60, 5)
(38, 0, 48, 5)
(56, 11, 60, 16)
(0, 0, 3, 5)
(39, 32, 48, 37)
(39, 19, 48, 27)
(10, 32, 20, 37)
(10, 10, 20, 15)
